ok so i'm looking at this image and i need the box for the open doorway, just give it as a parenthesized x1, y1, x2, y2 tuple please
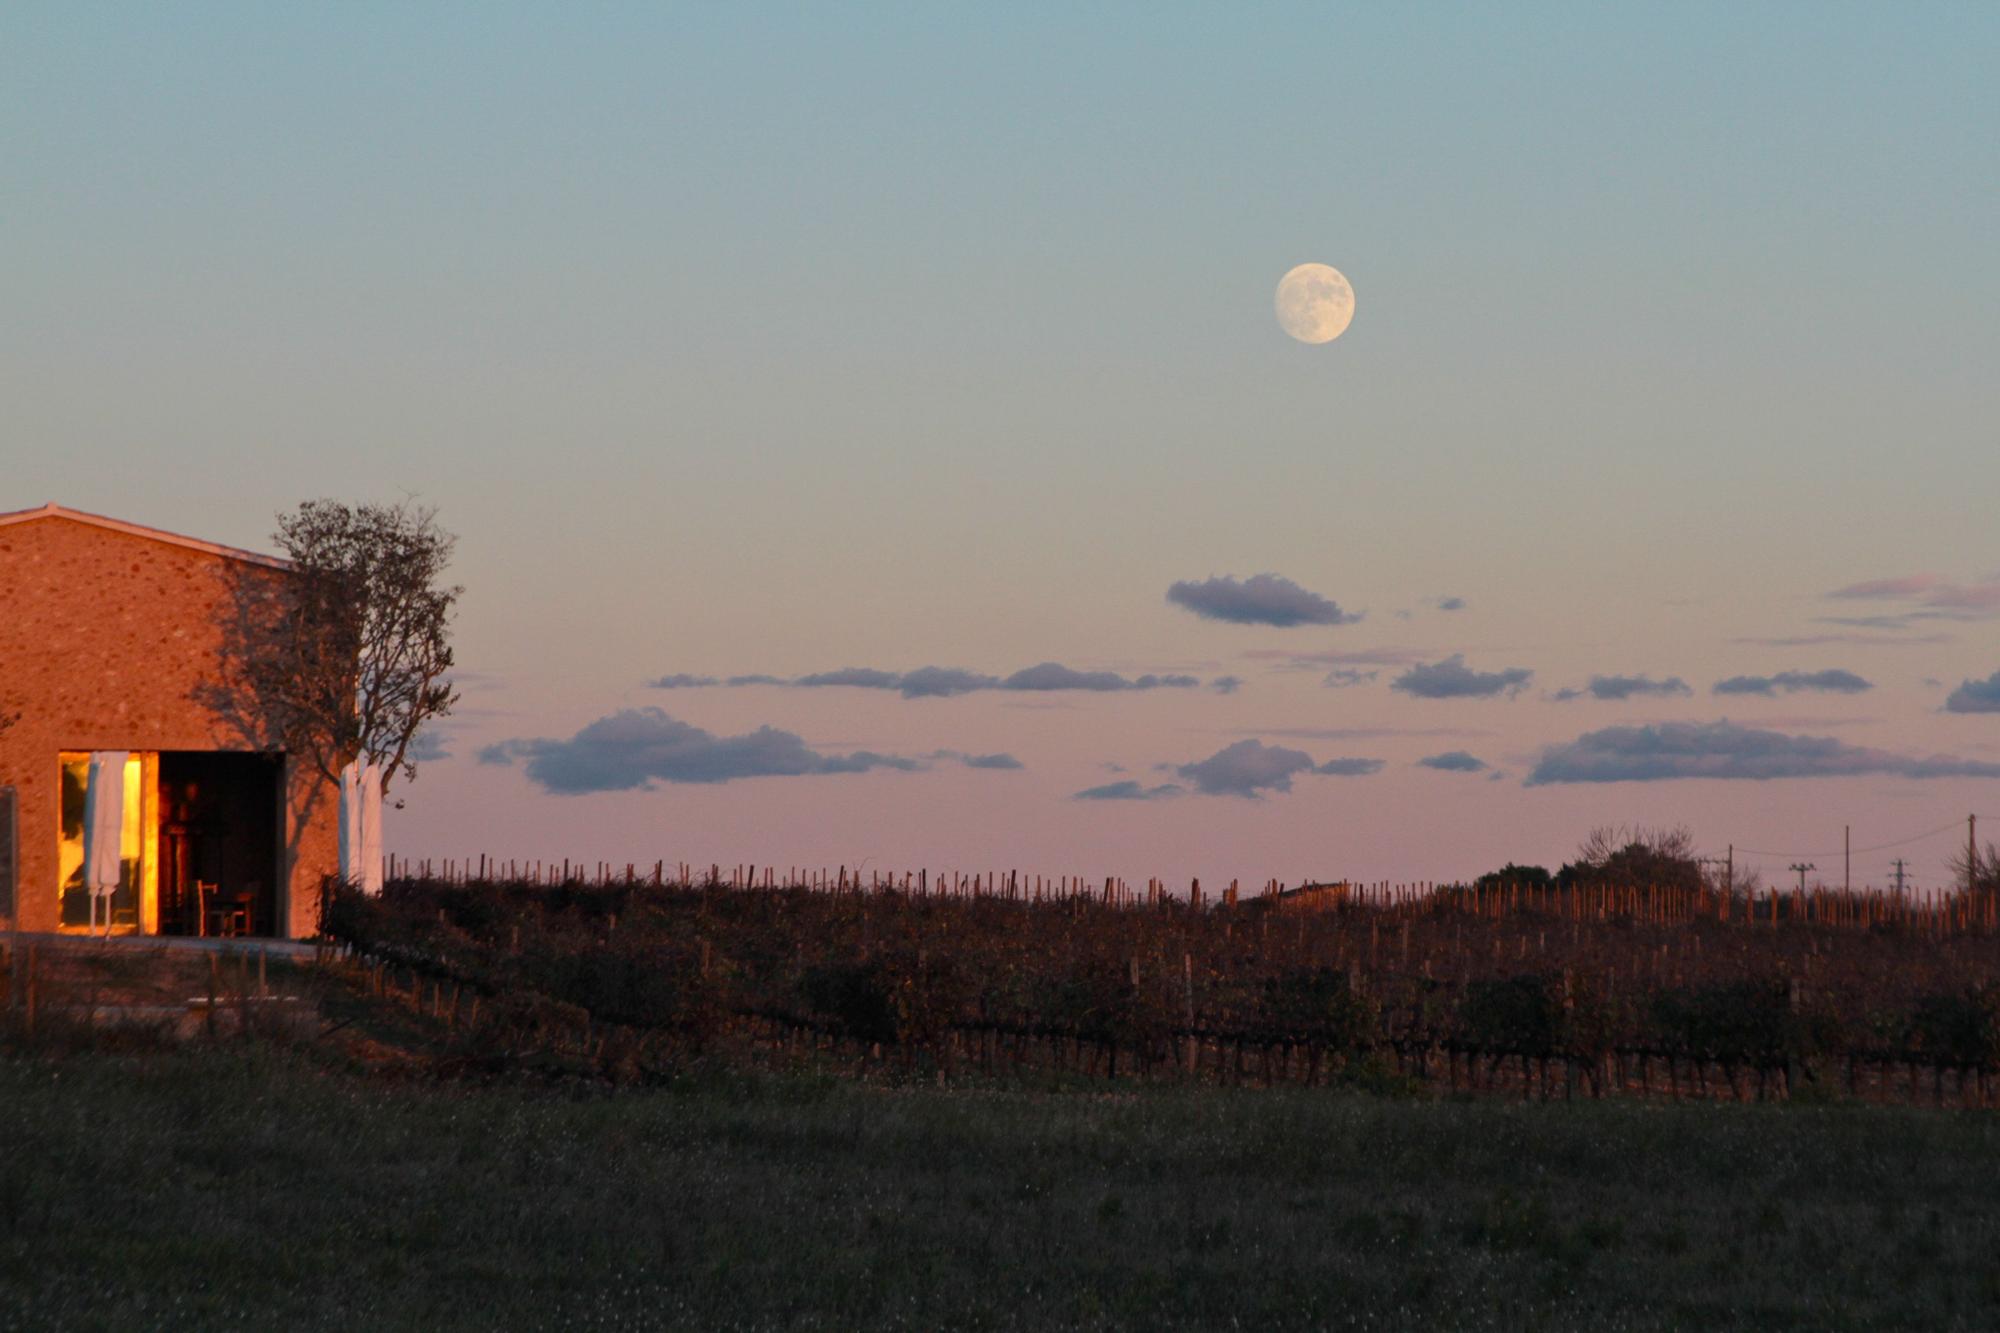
(156, 752, 282, 937)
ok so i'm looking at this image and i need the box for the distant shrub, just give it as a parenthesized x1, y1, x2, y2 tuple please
(800, 951, 965, 1050)
(1649, 979, 1828, 1068)
(1257, 967, 1376, 1054)
(1909, 986, 2000, 1069)
(1460, 975, 1565, 1057)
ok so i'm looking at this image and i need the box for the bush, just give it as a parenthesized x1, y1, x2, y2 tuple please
(1909, 987, 2000, 1069)
(1257, 967, 1377, 1054)
(1460, 975, 1564, 1057)
(800, 951, 965, 1049)
(1650, 979, 1823, 1068)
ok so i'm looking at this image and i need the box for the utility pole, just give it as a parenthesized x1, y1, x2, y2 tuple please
(1973, 815, 1980, 894)
(1844, 825, 1850, 893)
(1790, 862, 1814, 894)
(1890, 859, 1910, 895)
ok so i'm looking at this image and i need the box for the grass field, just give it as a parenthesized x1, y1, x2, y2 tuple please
(6, 1045, 2000, 1330)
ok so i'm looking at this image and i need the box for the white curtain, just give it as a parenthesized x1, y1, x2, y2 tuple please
(360, 760, 383, 895)
(83, 750, 128, 934)
(338, 759, 385, 895)
(338, 761, 357, 884)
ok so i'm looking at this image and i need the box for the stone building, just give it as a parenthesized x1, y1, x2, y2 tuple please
(0, 503, 339, 938)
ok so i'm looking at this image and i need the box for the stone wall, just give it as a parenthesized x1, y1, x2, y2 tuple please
(0, 512, 338, 936)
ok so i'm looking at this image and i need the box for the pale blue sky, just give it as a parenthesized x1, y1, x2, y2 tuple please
(6, 5, 1997, 885)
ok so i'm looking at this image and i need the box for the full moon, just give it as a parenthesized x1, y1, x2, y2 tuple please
(1275, 263, 1355, 344)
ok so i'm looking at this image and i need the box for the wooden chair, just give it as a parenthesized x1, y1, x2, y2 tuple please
(193, 880, 217, 937)
(201, 881, 251, 938)
(213, 898, 250, 938)
(237, 881, 263, 938)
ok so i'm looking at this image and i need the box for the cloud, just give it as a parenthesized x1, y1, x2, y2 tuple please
(1243, 726, 1489, 741)
(1946, 670, 2000, 714)
(1245, 647, 1427, 673)
(657, 663, 1202, 699)
(1812, 614, 1954, 631)
(1712, 669, 1872, 696)
(1001, 662, 1198, 691)
(794, 667, 910, 691)
(405, 731, 453, 763)
(952, 751, 1025, 770)
(1323, 668, 1379, 689)
(1391, 655, 1532, 700)
(1732, 633, 1953, 648)
(478, 708, 928, 794)
(1931, 584, 2000, 614)
(1418, 750, 1488, 772)
(1174, 738, 1317, 798)
(894, 667, 1004, 697)
(1751, 715, 1876, 729)
(1166, 574, 1358, 627)
(1525, 720, 2000, 786)
(1551, 674, 1692, 702)
(1102, 741, 1387, 796)
(1437, 597, 1466, 611)
(1209, 675, 1243, 695)
(1821, 574, 2000, 622)
(1828, 575, 1946, 599)
(1073, 780, 1182, 801)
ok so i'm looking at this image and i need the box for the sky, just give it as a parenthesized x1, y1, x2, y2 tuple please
(6, 4, 1998, 890)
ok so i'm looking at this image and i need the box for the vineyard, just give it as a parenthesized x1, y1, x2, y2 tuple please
(324, 859, 2000, 1106)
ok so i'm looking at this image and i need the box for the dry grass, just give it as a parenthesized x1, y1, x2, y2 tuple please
(3, 1038, 2000, 1329)
(4, 940, 1999, 1329)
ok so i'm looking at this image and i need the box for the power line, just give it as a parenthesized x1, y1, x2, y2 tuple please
(1733, 819, 1967, 860)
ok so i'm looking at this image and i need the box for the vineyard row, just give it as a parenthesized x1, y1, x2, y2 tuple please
(322, 873, 2000, 1106)
(380, 854, 2000, 934)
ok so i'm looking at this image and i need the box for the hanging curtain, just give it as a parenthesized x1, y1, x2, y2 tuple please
(360, 760, 383, 895)
(83, 750, 129, 935)
(339, 759, 385, 895)
(338, 761, 358, 884)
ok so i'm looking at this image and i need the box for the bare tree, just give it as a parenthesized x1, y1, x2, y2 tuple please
(1575, 824, 1696, 866)
(1567, 824, 1702, 891)
(1713, 864, 1763, 898)
(235, 500, 462, 793)
(1949, 841, 2000, 895)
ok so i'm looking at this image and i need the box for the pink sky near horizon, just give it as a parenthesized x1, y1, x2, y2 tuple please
(392, 571, 1999, 891)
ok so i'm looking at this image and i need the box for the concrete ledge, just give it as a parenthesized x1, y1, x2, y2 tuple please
(4, 931, 322, 962)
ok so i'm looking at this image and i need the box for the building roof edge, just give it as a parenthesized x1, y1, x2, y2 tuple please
(0, 503, 290, 570)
